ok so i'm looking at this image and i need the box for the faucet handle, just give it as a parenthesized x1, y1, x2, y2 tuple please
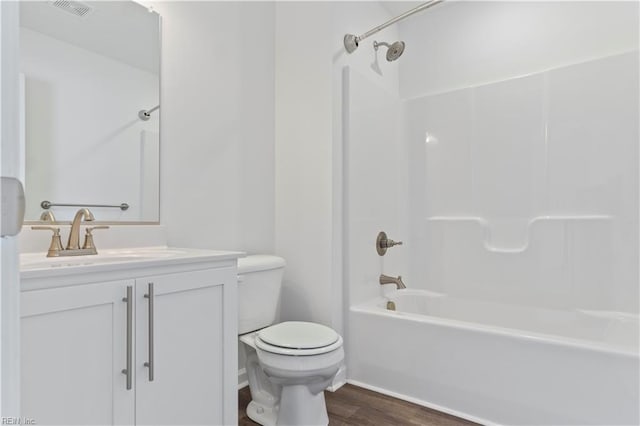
(376, 231, 404, 256)
(384, 239, 403, 248)
(31, 225, 57, 231)
(86, 225, 110, 233)
(39, 211, 57, 222)
(31, 226, 64, 257)
(82, 226, 109, 251)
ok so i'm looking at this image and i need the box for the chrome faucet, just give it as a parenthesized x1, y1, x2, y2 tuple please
(379, 274, 407, 289)
(67, 208, 95, 250)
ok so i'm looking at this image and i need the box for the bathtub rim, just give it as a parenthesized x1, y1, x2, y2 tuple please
(351, 294, 640, 359)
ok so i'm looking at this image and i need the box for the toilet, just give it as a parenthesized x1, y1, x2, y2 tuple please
(238, 255, 344, 426)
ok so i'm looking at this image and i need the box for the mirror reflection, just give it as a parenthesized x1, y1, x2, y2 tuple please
(19, 1, 160, 223)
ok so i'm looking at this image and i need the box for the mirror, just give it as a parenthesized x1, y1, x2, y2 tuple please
(19, 1, 160, 223)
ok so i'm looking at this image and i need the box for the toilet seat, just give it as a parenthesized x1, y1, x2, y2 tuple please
(256, 336, 343, 356)
(259, 321, 339, 349)
(256, 321, 342, 356)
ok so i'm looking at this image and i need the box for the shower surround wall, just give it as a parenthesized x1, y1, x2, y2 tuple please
(397, 0, 640, 314)
(344, 1, 640, 327)
(344, 1, 638, 423)
(407, 51, 639, 313)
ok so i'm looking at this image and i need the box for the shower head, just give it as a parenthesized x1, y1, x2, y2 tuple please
(374, 40, 405, 62)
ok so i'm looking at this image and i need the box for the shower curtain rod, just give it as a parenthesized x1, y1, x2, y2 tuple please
(138, 104, 160, 121)
(344, 0, 444, 53)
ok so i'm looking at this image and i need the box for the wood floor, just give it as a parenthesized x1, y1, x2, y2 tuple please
(238, 384, 478, 426)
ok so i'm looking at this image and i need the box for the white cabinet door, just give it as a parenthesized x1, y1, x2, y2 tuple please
(135, 268, 233, 426)
(21, 280, 135, 425)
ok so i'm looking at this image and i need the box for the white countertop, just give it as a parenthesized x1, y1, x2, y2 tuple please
(21, 246, 245, 281)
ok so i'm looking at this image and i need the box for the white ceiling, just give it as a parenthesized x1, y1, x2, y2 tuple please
(20, 1, 160, 75)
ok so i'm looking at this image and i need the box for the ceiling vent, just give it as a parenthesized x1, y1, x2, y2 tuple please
(50, 0, 93, 18)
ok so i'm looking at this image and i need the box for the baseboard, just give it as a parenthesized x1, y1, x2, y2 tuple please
(346, 379, 494, 426)
(327, 365, 347, 392)
(238, 368, 248, 390)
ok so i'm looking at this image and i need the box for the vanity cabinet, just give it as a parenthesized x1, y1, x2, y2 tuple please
(134, 270, 226, 425)
(20, 255, 238, 426)
(21, 279, 135, 425)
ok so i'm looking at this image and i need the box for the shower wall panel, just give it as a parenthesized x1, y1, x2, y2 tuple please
(344, 68, 408, 307)
(406, 52, 639, 313)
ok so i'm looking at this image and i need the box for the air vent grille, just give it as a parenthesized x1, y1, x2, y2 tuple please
(50, 0, 93, 18)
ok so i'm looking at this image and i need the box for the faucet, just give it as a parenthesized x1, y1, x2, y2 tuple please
(379, 274, 407, 289)
(32, 208, 108, 257)
(67, 208, 95, 250)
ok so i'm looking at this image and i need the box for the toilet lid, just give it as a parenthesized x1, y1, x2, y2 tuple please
(257, 321, 339, 349)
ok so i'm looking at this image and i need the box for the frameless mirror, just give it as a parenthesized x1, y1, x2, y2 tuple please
(19, 0, 160, 223)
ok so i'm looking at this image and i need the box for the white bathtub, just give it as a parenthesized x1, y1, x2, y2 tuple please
(349, 290, 639, 425)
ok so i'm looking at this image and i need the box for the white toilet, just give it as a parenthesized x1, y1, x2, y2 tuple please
(238, 255, 344, 426)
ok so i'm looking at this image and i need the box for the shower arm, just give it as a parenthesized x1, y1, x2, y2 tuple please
(344, 0, 444, 53)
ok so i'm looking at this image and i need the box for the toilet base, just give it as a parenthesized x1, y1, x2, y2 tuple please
(246, 388, 328, 426)
(277, 384, 329, 426)
(246, 400, 278, 426)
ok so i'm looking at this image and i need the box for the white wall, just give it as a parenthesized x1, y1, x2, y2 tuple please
(154, 0, 396, 386)
(151, 1, 275, 254)
(275, 2, 333, 326)
(399, 1, 639, 97)
(19, 28, 159, 222)
(275, 1, 400, 331)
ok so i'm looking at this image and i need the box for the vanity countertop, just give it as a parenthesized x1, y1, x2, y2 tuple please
(21, 246, 244, 284)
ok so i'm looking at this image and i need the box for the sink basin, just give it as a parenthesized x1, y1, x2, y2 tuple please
(20, 247, 195, 271)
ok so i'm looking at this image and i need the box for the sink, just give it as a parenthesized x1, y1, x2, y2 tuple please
(20, 247, 193, 271)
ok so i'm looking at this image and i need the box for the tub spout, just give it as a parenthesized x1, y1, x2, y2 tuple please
(379, 274, 406, 289)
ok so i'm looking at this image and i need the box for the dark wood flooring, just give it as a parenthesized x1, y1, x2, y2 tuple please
(238, 383, 478, 426)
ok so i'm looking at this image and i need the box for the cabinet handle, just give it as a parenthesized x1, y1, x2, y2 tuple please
(121, 286, 133, 390)
(143, 282, 154, 381)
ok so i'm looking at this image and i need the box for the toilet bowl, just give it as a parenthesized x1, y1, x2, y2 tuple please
(238, 256, 344, 426)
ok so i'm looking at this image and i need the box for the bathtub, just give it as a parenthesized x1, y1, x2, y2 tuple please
(348, 290, 639, 425)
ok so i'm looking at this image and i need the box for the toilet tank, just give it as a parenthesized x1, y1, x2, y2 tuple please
(237, 255, 286, 335)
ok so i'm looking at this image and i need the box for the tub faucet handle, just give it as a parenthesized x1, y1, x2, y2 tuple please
(384, 239, 403, 248)
(376, 231, 403, 256)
